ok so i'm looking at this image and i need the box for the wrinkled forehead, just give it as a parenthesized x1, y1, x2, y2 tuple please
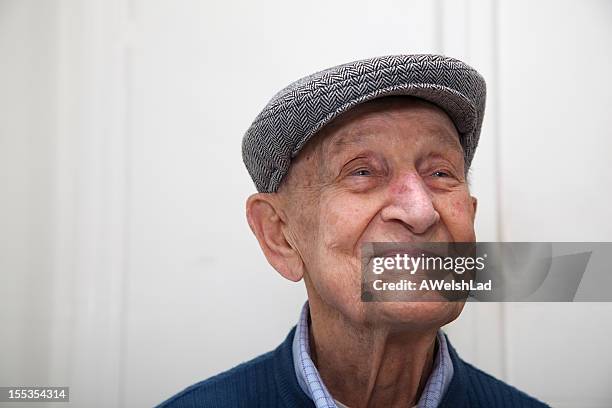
(309, 96, 463, 160)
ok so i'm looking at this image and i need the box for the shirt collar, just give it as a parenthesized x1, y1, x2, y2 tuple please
(292, 301, 454, 408)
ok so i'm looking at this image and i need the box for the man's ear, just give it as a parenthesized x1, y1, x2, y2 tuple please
(471, 196, 478, 221)
(246, 193, 305, 282)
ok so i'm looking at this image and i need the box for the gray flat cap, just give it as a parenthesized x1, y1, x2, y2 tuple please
(242, 54, 486, 193)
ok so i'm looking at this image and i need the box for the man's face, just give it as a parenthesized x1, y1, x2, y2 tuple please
(279, 97, 477, 329)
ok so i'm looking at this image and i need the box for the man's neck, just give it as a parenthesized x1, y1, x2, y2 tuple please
(307, 298, 438, 408)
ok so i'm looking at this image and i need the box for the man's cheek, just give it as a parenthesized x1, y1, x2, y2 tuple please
(319, 202, 371, 246)
(435, 196, 476, 239)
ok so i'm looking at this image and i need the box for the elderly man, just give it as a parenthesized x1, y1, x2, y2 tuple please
(160, 55, 548, 407)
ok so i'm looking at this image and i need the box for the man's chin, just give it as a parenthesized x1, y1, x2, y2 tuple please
(365, 301, 465, 331)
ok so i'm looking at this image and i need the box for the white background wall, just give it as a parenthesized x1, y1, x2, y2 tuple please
(1, 0, 611, 407)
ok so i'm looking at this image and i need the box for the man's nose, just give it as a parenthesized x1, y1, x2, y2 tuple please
(380, 173, 440, 235)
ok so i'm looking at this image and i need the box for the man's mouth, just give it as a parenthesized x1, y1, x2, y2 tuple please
(364, 242, 450, 262)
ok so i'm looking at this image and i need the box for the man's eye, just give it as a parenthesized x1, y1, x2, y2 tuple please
(432, 170, 450, 178)
(352, 168, 372, 177)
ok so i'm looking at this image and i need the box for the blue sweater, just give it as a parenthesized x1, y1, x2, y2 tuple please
(158, 327, 549, 407)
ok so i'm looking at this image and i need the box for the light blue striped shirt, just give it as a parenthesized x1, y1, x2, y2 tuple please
(292, 302, 453, 408)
